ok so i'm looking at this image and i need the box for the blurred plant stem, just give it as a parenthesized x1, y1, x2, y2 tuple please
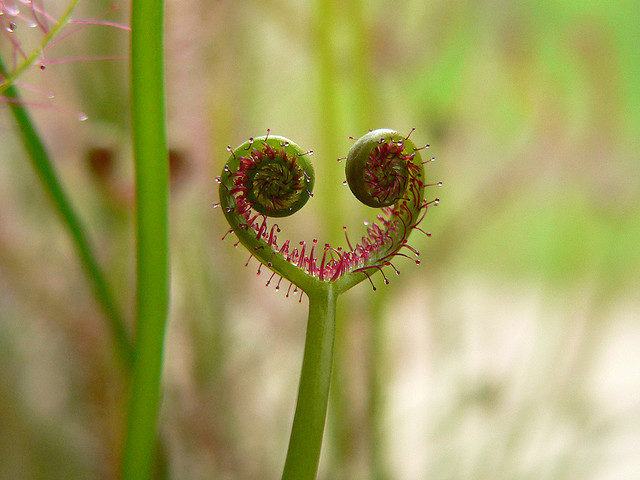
(313, 0, 340, 206)
(120, 0, 170, 478)
(345, 0, 379, 131)
(282, 287, 338, 480)
(0, 54, 133, 368)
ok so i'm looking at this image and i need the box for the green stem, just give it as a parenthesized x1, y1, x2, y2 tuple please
(346, 0, 379, 130)
(0, 54, 133, 367)
(313, 0, 341, 229)
(120, 0, 170, 478)
(282, 286, 338, 480)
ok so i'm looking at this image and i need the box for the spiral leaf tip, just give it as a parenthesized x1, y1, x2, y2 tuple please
(345, 129, 415, 208)
(222, 135, 314, 218)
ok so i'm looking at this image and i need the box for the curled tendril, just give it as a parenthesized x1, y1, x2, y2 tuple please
(221, 134, 314, 217)
(346, 129, 411, 208)
(217, 129, 437, 297)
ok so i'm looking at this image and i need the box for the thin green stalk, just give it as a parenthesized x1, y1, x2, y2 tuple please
(346, 0, 379, 130)
(120, 0, 170, 478)
(282, 286, 338, 480)
(0, 54, 133, 367)
(314, 0, 341, 212)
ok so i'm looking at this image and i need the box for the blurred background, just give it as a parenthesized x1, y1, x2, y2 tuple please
(1, 0, 639, 479)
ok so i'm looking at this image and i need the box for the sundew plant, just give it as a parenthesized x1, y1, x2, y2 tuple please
(217, 129, 438, 478)
(3, 0, 639, 479)
(2, 0, 441, 478)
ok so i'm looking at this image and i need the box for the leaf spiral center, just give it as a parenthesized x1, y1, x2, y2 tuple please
(363, 142, 409, 206)
(250, 160, 306, 213)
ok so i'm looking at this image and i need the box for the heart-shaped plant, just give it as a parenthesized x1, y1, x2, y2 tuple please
(217, 128, 438, 480)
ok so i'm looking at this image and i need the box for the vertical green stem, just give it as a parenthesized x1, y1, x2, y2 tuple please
(0, 54, 132, 367)
(281, 286, 338, 480)
(313, 0, 341, 210)
(346, 0, 379, 130)
(120, 0, 170, 478)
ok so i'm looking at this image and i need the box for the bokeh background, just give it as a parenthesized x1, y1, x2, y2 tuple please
(1, 0, 639, 479)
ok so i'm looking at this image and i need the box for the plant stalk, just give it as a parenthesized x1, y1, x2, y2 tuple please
(281, 286, 338, 480)
(120, 0, 170, 477)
